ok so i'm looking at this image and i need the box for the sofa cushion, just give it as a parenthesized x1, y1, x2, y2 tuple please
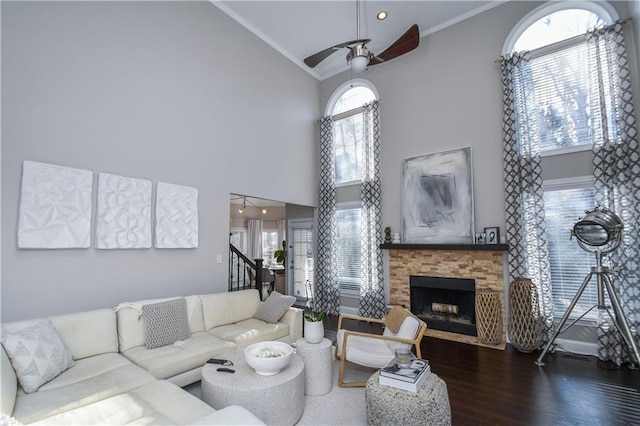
(121, 332, 235, 381)
(2, 309, 118, 361)
(116, 295, 204, 352)
(193, 405, 265, 425)
(253, 291, 296, 324)
(1, 319, 75, 394)
(1, 346, 17, 415)
(208, 319, 289, 349)
(32, 380, 216, 425)
(201, 290, 261, 330)
(11, 353, 155, 424)
(142, 298, 191, 349)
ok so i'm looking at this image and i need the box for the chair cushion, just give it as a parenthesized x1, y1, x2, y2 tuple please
(384, 306, 410, 333)
(1, 319, 75, 394)
(253, 292, 295, 324)
(382, 314, 421, 352)
(335, 329, 395, 368)
(142, 298, 191, 349)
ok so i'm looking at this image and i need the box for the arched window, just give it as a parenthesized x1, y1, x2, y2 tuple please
(326, 79, 378, 186)
(504, 3, 616, 153)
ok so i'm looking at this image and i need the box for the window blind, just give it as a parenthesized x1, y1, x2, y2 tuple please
(543, 186, 597, 320)
(528, 42, 597, 152)
(336, 208, 361, 294)
(333, 113, 364, 184)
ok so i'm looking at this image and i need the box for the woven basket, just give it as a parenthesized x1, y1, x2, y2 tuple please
(508, 277, 543, 353)
(475, 289, 503, 345)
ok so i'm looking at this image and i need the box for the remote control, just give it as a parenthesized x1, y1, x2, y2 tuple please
(206, 359, 227, 364)
(216, 367, 235, 373)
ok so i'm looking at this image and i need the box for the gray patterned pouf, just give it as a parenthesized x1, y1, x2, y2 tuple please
(365, 370, 451, 426)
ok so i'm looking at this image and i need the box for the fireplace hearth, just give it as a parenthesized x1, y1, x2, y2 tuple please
(410, 275, 477, 336)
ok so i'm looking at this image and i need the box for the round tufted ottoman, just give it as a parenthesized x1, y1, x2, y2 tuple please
(365, 370, 451, 426)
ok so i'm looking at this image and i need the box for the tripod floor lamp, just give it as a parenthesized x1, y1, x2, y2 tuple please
(535, 207, 640, 367)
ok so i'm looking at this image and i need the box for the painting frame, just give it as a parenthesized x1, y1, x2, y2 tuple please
(402, 147, 474, 244)
(484, 227, 500, 245)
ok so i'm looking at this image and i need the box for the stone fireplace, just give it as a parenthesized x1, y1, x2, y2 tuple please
(383, 243, 507, 347)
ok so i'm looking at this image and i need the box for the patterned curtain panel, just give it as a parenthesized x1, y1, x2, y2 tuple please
(500, 53, 555, 343)
(359, 101, 385, 318)
(586, 22, 640, 365)
(315, 117, 340, 315)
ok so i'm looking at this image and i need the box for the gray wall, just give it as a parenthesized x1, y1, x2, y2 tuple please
(1, 1, 319, 321)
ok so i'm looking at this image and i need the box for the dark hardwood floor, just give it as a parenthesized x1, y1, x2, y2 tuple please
(325, 314, 640, 426)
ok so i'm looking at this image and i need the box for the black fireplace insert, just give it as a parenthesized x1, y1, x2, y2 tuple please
(410, 275, 477, 336)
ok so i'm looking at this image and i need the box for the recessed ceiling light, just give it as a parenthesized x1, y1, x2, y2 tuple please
(377, 11, 387, 21)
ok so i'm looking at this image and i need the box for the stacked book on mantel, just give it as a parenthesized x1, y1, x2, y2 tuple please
(379, 357, 431, 392)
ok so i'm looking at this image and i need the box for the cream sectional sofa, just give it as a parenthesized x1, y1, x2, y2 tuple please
(1, 289, 302, 425)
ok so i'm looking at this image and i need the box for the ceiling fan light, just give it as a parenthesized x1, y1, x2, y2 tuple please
(350, 55, 369, 72)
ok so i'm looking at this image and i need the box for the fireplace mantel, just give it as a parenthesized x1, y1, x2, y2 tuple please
(380, 243, 509, 251)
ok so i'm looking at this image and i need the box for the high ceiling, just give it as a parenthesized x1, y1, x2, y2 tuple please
(212, 1, 504, 81)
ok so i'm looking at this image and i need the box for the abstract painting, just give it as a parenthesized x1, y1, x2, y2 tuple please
(155, 182, 199, 248)
(96, 173, 152, 249)
(402, 147, 474, 243)
(18, 160, 93, 248)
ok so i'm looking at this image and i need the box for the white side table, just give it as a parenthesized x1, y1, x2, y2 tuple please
(295, 338, 333, 396)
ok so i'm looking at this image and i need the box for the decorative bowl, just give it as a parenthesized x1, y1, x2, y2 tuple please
(244, 341, 293, 376)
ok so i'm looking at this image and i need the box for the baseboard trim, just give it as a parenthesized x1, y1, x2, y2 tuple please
(339, 306, 359, 316)
(554, 338, 598, 356)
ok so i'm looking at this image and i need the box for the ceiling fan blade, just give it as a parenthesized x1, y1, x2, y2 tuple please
(304, 39, 370, 68)
(370, 24, 420, 65)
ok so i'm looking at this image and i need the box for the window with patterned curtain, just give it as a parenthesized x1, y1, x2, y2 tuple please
(502, 3, 640, 365)
(315, 80, 384, 318)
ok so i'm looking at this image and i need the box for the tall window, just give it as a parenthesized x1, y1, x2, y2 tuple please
(544, 178, 597, 321)
(505, 2, 616, 322)
(328, 81, 377, 296)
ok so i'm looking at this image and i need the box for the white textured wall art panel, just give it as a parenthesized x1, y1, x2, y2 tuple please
(96, 173, 152, 249)
(155, 182, 199, 248)
(18, 161, 93, 249)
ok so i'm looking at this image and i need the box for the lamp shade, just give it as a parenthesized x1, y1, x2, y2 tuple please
(573, 207, 622, 246)
(350, 55, 369, 73)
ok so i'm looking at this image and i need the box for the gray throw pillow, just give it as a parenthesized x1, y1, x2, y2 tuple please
(142, 298, 191, 349)
(253, 291, 296, 324)
(1, 319, 75, 394)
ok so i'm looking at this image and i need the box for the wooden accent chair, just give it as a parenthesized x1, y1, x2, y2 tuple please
(334, 306, 427, 387)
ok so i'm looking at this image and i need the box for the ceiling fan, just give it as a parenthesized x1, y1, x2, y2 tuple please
(303, 0, 420, 73)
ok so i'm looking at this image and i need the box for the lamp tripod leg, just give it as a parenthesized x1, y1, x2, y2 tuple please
(600, 274, 640, 367)
(535, 272, 593, 366)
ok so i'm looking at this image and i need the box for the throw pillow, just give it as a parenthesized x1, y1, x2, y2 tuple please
(1, 319, 75, 394)
(253, 291, 296, 324)
(142, 298, 191, 349)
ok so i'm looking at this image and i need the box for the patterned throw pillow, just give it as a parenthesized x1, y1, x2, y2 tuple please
(141, 298, 191, 349)
(253, 291, 296, 324)
(1, 319, 75, 394)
